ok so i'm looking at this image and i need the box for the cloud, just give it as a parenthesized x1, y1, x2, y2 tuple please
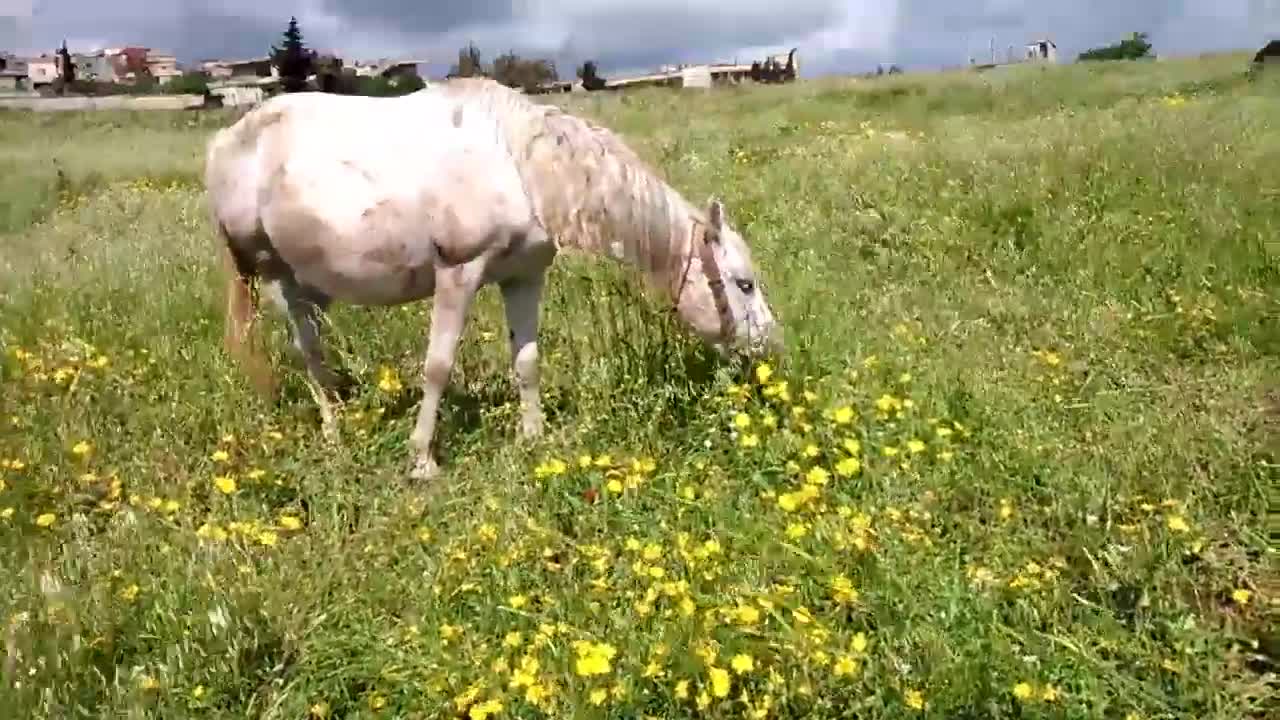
(6, 0, 1276, 76)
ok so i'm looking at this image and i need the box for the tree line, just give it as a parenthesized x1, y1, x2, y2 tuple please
(1077, 32, 1154, 62)
(269, 16, 426, 96)
(443, 42, 607, 91)
(271, 17, 598, 96)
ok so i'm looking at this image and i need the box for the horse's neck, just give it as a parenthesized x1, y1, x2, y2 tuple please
(507, 106, 695, 292)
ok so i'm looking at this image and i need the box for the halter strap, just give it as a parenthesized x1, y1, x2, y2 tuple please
(670, 219, 735, 343)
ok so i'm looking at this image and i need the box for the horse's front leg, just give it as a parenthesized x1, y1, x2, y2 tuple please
(408, 262, 482, 481)
(500, 270, 547, 439)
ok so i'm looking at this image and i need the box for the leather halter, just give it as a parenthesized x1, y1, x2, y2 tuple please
(671, 219, 735, 343)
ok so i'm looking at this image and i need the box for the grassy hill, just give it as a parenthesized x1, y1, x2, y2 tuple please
(0, 52, 1275, 718)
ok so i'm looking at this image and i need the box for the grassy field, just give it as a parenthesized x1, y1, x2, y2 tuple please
(1, 52, 1276, 719)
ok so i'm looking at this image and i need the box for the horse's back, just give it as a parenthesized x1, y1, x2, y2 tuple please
(206, 86, 546, 304)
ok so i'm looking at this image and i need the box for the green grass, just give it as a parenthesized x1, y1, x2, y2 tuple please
(1, 53, 1276, 719)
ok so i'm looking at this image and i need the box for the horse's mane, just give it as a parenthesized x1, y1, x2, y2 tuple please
(438, 78, 700, 294)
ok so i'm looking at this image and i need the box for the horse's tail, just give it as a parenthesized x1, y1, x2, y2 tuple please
(219, 232, 276, 398)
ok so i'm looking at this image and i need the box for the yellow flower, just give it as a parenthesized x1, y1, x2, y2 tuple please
(589, 688, 608, 706)
(1012, 682, 1034, 700)
(734, 605, 761, 625)
(777, 493, 799, 512)
(1231, 588, 1252, 606)
(256, 530, 278, 547)
(874, 394, 900, 413)
(733, 412, 753, 429)
(739, 433, 759, 448)
(850, 632, 868, 654)
(509, 594, 528, 609)
(533, 458, 567, 478)
(674, 680, 690, 699)
(708, 666, 731, 697)
(832, 656, 857, 677)
(785, 522, 809, 539)
(36, 513, 56, 528)
(1165, 515, 1190, 533)
(904, 689, 925, 710)
(607, 479, 624, 494)
(119, 583, 140, 601)
(196, 522, 228, 541)
(835, 457, 861, 477)
(214, 475, 237, 494)
(833, 406, 854, 424)
(377, 366, 403, 393)
(805, 466, 830, 485)
(0, 507, 13, 520)
(210, 449, 230, 463)
(1041, 684, 1061, 702)
(279, 514, 303, 531)
(755, 363, 773, 384)
(71, 441, 92, 457)
(906, 439, 926, 454)
(573, 641, 617, 677)
(831, 575, 859, 604)
(730, 654, 755, 674)
(468, 698, 503, 719)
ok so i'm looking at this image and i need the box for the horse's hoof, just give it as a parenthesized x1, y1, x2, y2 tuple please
(409, 456, 440, 482)
(519, 412, 544, 440)
(320, 423, 340, 445)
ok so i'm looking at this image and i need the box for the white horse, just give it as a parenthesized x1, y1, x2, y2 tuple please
(204, 77, 781, 480)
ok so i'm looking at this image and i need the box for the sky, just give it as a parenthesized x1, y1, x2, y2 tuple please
(2, 0, 1278, 78)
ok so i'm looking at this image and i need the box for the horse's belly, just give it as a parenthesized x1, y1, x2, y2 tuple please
(289, 235, 438, 306)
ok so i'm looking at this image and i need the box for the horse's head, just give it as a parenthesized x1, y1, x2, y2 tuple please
(674, 197, 782, 360)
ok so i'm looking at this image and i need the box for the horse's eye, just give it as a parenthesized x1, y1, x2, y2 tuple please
(735, 278, 755, 294)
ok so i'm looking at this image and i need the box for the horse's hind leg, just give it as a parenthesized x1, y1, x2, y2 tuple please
(265, 277, 349, 441)
(500, 270, 547, 439)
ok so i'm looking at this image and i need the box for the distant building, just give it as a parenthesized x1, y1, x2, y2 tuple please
(1024, 39, 1058, 63)
(26, 55, 58, 87)
(0, 65, 24, 92)
(347, 58, 427, 82)
(202, 57, 277, 81)
(0, 54, 27, 92)
(67, 51, 115, 82)
(145, 52, 181, 84)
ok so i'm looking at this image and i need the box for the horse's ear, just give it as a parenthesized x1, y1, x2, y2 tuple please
(707, 197, 725, 231)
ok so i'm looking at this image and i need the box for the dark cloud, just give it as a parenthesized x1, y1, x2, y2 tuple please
(313, 0, 518, 38)
(174, 9, 281, 62)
